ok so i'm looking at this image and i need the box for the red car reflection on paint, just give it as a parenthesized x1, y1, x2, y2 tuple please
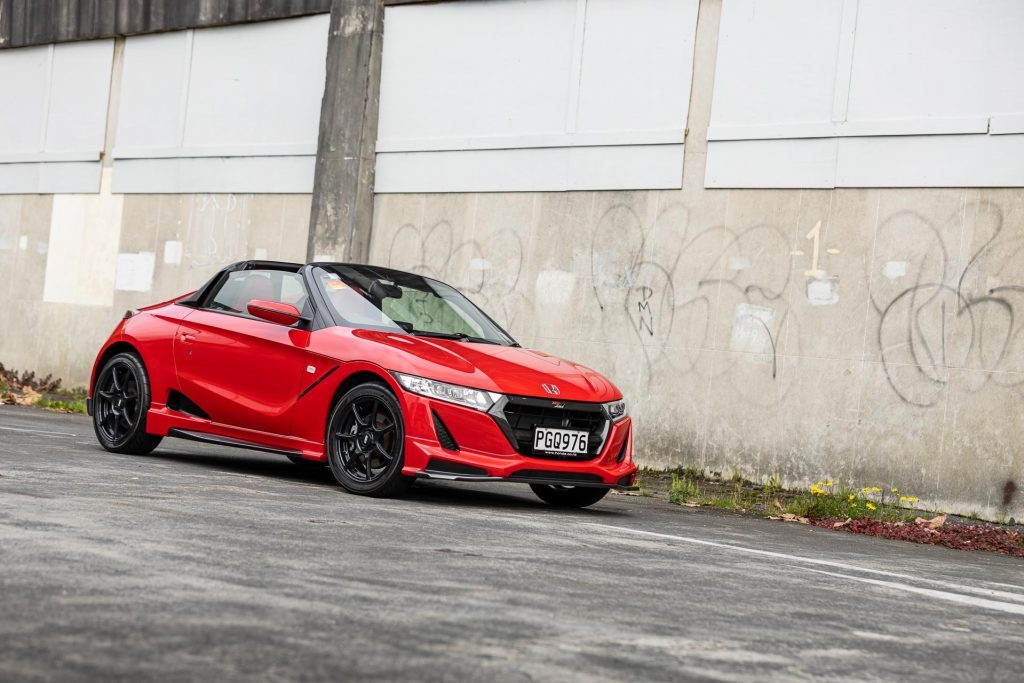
(88, 261, 636, 507)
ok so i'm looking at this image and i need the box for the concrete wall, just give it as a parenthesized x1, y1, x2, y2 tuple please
(369, 0, 1024, 519)
(0, 192, 310, 387)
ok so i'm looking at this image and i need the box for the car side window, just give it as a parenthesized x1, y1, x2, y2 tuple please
(204, 269, 309, 318)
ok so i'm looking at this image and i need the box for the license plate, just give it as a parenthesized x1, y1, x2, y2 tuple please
(533, 427, 589, 455)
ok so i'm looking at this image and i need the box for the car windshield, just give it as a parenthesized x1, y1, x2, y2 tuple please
(313, 264, 518, 346)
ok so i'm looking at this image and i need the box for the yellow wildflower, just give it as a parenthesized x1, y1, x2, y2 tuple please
(851, 502, 858, 508)
(906, 497, 919, 503)
(866, 502, 877, 511)
(870, 486, 882, 493)
(891, 488, 899, 494)
(816, 481, 825, 487)
(826, 479, 834, 486)
(862, 487, 871, 494)
(848, 494, 856, 501)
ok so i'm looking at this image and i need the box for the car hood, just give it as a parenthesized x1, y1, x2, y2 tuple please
(332, 329, 621, 403)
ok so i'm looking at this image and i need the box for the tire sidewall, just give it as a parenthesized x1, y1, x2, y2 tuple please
(326, 382, 406, 495)
(93, 352, 152, 450)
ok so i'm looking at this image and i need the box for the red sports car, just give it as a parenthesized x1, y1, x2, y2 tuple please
(88, 261, 636, 507)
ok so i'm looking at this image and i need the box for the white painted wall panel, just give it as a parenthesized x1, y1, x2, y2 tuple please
(0, 40, 112, 193)
(835, 134, 1024, 188)
(0, 46, 52, 155)
(706, 135, 1024, 189)
(710, 0, 843, 129)
(0, 163, 102, 194)
(116, 31, 190, 153)
(184, 16, 328, 150)
(113, 14, 329, 193)
(708, 0, 1024, 188)
(375, 145, 684, 193)
(377, 0, 577, 144)
(375, 0, 699, 193)
(44, 41, 115, 155)
(705, 139, 838, 189)
(847, 1, 1024, 122)
(575, 0, 698, 134)
(111, 156, 316, 194)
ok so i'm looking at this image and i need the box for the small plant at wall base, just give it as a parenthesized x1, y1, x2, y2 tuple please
(635, 467, 1024, 557)
(0, 362, 87, 414)
(780, 481, 918, 523)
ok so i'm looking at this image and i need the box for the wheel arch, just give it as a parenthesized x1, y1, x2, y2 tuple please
(324, 368, 398, 436)
(330, 369, 394, 403)
(90, 341, 143, 395)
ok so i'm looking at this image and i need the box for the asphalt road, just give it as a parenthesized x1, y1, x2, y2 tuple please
(1, 406, 1023, 682)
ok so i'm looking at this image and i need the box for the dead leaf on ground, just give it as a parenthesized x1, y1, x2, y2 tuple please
(928, 514, 947, 529)
(772, 499, 784, 512)
(833, 518, 853, 528)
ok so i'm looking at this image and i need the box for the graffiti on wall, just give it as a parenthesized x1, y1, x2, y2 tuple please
(379, 196, 1024, 410)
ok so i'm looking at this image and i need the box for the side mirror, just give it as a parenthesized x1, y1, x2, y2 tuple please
(247, 300, 302, 326)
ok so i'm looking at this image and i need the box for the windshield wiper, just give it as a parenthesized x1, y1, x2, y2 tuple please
(408, 330, 502, 345)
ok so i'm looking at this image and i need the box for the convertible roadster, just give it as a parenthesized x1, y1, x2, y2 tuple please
(88, 260, 636, 507)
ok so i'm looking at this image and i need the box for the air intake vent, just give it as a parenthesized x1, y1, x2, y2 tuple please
(432, 410, 459, 451)
(167, 389, 210, 420)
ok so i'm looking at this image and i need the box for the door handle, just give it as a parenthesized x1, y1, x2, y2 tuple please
(179, 331, 200, 344)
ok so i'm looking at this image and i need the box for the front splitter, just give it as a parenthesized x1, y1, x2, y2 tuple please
(414, 469, 638, 491)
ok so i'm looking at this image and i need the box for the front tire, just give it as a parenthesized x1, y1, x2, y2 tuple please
(326, 382, 412, 497)
(530, 484, 609, 508)
(92, 352, 162, 455)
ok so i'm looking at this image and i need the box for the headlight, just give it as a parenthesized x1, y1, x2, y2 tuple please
(394, 372, 502, 412)
(604, 399, 628, 422)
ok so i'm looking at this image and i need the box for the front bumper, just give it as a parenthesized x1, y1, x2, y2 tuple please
(398, 391, 637, 488)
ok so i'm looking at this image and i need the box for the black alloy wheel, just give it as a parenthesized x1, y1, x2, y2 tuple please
(326, 382, 412, 497)
(92, 352, 163, 455)
(530, 484, 609, 508)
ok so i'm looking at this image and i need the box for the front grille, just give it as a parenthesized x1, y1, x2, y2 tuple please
(500, 396, 607, 460)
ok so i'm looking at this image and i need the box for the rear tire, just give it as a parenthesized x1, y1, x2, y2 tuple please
(530, 484, 609, 508)
(326, 382, 412, 498)
(92, 352, 163, 455)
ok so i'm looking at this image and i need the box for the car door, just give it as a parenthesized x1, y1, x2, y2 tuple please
(173, 268, 311, 435)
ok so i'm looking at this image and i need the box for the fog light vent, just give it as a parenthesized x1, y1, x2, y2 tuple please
(432, 410, 459, 451)
(615, 428, 630, 463)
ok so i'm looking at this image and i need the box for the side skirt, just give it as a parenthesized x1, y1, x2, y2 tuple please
(167, 428, 303, 458)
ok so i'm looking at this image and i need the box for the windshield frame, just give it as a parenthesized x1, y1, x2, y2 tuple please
(306, 263, 520, 347)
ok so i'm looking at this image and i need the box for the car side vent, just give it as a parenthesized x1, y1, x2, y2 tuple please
(167, 390, 211, 420)
(432, 410, 459, 451)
